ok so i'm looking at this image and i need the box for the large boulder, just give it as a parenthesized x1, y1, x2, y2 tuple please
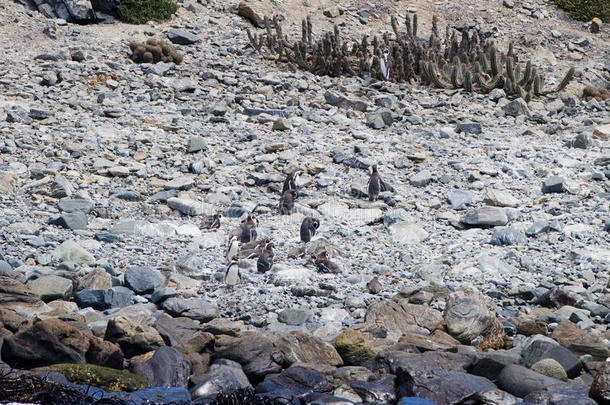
(333, 329, 376, 366)
(153, 316, 202, 346)
(27, 275, 73, 302)
(275, 332, 343, 367)
(190, 359, 252, 401)
(551, 321, 610, 360)
(257, 366, 332, 396)
(124, 266, 165, 294)
(444, 287, 504, 349)
(2, 318, 90, 368)
(590, 361, 610, 404)
(131, 346, 191, 388)
(0, 276, 48, 314)
(104, 316, 165, 358)
(212, 332, 283, 380)
(364, 299, 443, 341)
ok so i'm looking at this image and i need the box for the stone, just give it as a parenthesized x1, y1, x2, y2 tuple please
(272, 117, 292, 130)
(333, 330, 376, 366)
(590, 361, 610, 404)
(367, 110, 393, 129)
(124, 266, 165, 294)
(0, 276, 47, 314)
(238, 0, 267, 27)
(275, 332, 343, 366)
(490, 227, 527, 246)
(52, 240, 95, 267)
(27, 275, 73, 302)
(167, 29, 200, 45)
(323, 7, 340, 17)
(187, 136, 207, 153)
(483, 189, 519, 208)
(104, 316, 165, 358)
(190, 359, 252, 400)
(278, 308, 311, 325)
(497, 364, 562, 397)
(167, 197, 206, 216)
(74, 287, 134, 310)
(503, 98, 529, 116)
(257, 366, 332, 396)
(503, 0, 514, 8)
(456, 122, 482, 134)
(531, 358, 568, 381)
(77, 268, 112, 291)
(58, 198, 94, 213)
(162, 297, 218, 322)
(566, 133, 591, 149)
(461, 207, 508, 227)
(593, 123, 610, 140)
(364, 299, 443, 341)
(48, 212, 88, 230)
(212, 332, 283, 380)
(542, 176, 566, 193)
(448, 190, 473, 210)
(3, 318, 90, 368)
(410, 170, 432, 187)
(350, 380, 395, 403)
(154, 316, 202, 346)
(444, 288, 502, 348)
(551, 321, 610, 360)
(520, 339, 582, 378)
(388, 222, 429, 244)
(35, 363, 149, 392)
(131, 346, 191, 388)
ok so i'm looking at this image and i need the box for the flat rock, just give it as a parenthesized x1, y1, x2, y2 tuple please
(461, 207, 508, 227)
(167, 28, 200, 45)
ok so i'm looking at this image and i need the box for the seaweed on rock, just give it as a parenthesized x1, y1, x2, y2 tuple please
(247, 13, 574, 100)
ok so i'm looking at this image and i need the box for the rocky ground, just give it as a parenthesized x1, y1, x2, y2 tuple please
(0, 0, 609, 403)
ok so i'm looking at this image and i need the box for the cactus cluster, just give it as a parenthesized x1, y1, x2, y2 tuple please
(128, 38, 184, 65)
(248, 14, 574, 100)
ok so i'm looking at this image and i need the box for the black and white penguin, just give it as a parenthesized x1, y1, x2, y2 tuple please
(282, 168, 303, 194)
(229, 214, 258, 243)
(314, 250, 341, 274)
(300, 217, 320, 243)
(368, 164, 381, 202)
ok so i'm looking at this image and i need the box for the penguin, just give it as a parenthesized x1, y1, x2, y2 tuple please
(229, 214, 258, 243)
(239, 237, 272, 259)
(257, 242, 274, 273)
(379, 48, 392, 81)
(279, 189, 298, 215)
(314, 250, 341, 274)
(282, 168, 303, 194)
(226, 235, 240, 263)
(224, 259, 241, 285)
(367, 277, 382, 294)
(300, 217, 320, 243)
(201, 213, 221, 230)
(368, 164, 381, 202)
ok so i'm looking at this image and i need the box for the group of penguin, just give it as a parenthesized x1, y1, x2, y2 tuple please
(199, 164, 384, 290)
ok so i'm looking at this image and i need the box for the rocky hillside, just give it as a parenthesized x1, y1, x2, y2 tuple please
(0, 0, 609, 404)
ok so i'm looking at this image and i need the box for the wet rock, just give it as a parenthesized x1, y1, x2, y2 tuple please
(590, 361, 610, 404)
(257, 366, 332, 396)
(497, 364, 561, 397)
(350, 380, 395, 403)
(190, 359, 252, 400)
(3, 318, 90, 368)
(131, 346, 191, 388)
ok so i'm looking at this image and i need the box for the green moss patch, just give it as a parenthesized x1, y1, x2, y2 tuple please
(551, 0, 610, 22)
(34, 363, 149, 392)
(118, 0, 178, 24)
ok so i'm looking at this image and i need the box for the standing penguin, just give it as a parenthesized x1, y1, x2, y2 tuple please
(300, 217, 320, 243)
(368, 165, 381, 202)
(257, 242, 274, 273)
(282, 168, 303, 194)
(279, 189, 298, 215)
(226, 235, 240, 263)
(379, 48, 392, 81)
(224, 259, 241, 285)
(229, 214, 258, 243)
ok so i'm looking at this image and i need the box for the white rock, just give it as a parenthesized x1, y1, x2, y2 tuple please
(388, 222, 429, 244)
